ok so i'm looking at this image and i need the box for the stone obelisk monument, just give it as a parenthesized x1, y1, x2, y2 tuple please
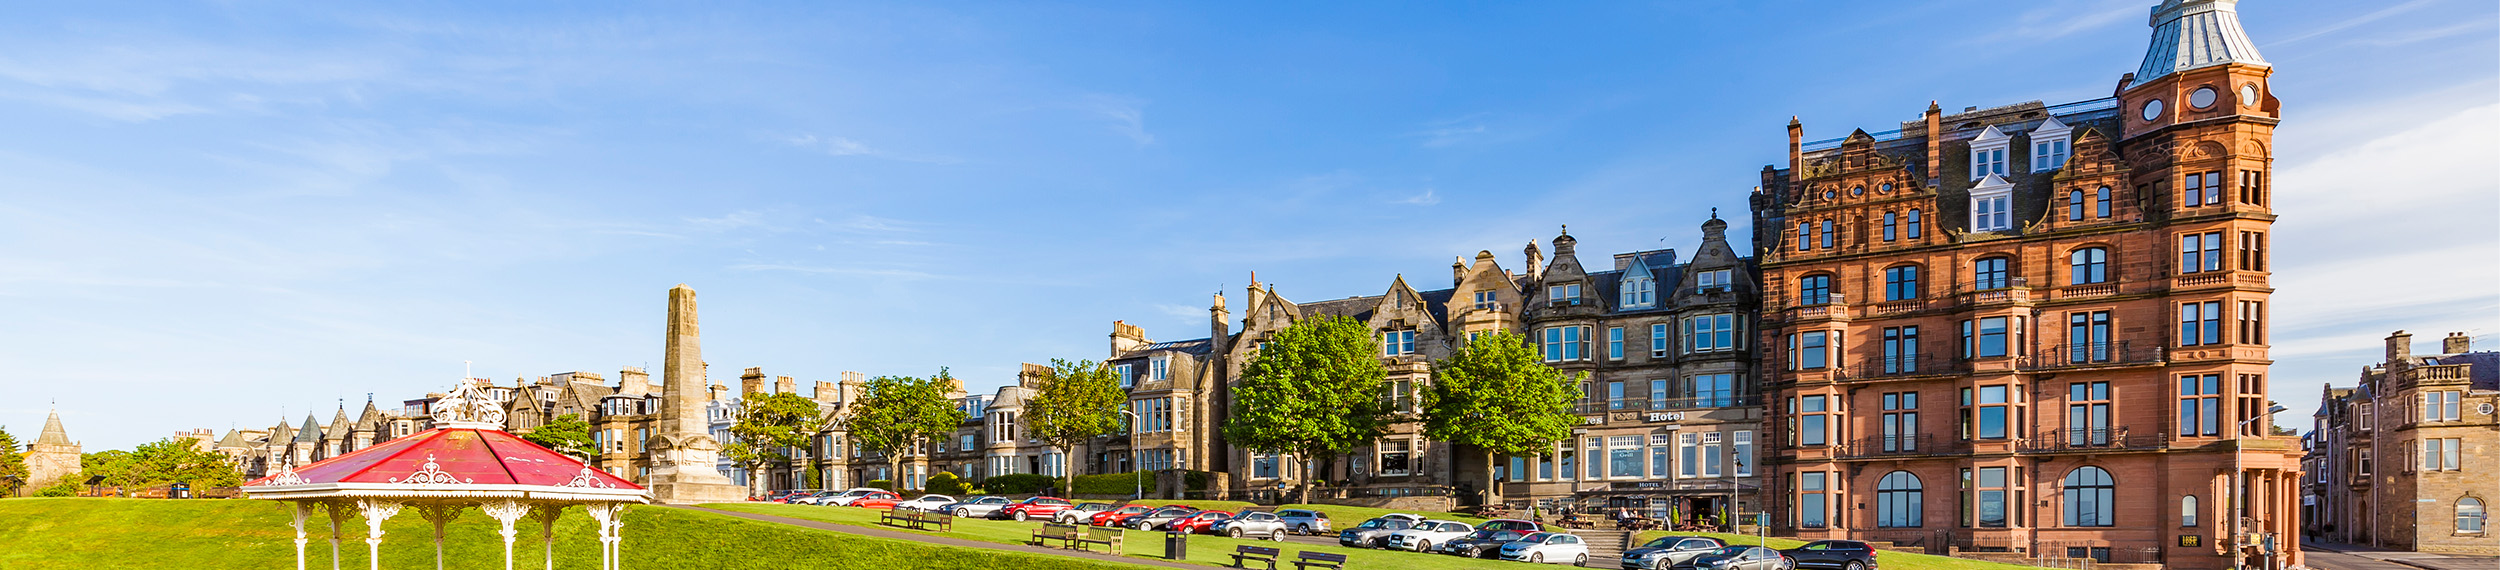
(646, 284, 745, 504)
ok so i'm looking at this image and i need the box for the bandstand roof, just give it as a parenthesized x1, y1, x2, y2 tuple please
(244, 380, 649, 504)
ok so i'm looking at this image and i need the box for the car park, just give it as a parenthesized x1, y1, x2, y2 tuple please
(894, 494, 956, 512)
(1167, 510, 1234, 533)
(996, 497, 1075, 521)
(848, 491, 903, 510)
(1498, 531, 1590, 565)
(1210, 511, 1289, 540)
(1621, 536, 1729, 569)
(1476, 519, 1546, 533)
(1274, 509, 1331, 535)
(1121, 507, 1201, 530)
(1089, 505, 1152, 526)
(1336, 517, 1415, 549)
(1781, 540, 1876, 570)
(1056, 503, 1118, 524)
(1384, 520, 1475, 552)
(823, 488, 890, 506)
(1441, 529, 1529, 559)
(1674, 546, 1792, 570)
(939, 496, 1015, 518)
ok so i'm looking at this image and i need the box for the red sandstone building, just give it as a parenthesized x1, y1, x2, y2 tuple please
(1749, 2, 2299, 569)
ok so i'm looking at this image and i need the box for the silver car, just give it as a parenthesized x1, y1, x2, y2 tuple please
(940, 496, 1014, 518)
(1337, 517, 1415, 548)
(1274, 508, 1332, 535)
(1623, 536, 1729, 570)
(1210, 511, 1289, 540)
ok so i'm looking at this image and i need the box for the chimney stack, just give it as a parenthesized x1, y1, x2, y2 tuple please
(775, 375, 797, 396)
(2443, 332, 2472, 355)
(1786, 117, 1803, 185)
(2387, 330, 2414, 364)
(740, 367, 766, 397)
(813, 381, 838, 403)
(1111, 320, 1148, 356)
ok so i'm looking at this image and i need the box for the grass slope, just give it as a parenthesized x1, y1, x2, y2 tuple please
(0, 498, 1146, 570)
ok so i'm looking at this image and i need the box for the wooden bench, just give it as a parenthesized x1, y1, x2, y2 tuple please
(1290, 551, 1347, 570)
(1031, 523, 1081, 549)
(1076, 526, 1124, 554)
(877, 509, 954, 532)
(1229, 545, 1281, 569)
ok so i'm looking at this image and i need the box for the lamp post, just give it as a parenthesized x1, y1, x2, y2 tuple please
(1119, 409, 1142, 501)
(2234, 403, 2289, 570)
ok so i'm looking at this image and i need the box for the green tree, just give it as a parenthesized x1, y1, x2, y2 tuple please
(1222, 315, 1393, 500)
(81, 439, 240, 491)
(722, 392, 829, 496)
(1421, 330, 1581, 502)
(520, 414, 595, 458)
(1023, 358, 1124, 498)
(847, 369, 968, 490)
(0, 426, 26, 496)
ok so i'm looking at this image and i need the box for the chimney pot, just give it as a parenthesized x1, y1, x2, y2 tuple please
(2443, 332, 2472, 355)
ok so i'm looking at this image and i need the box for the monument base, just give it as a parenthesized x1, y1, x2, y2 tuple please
(648, 479, 748, 505)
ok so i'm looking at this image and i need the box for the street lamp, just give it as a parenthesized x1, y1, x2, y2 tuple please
(2234, 403, 2289, 570)
(1119, 409, 1142, 501)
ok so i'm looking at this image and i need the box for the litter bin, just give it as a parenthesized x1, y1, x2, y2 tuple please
(1164, 530, 1187, 560)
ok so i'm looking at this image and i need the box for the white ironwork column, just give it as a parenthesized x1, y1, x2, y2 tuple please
(325, 501, 351, 570)
(356, 500, 403, 570)
(288, 501, 310, 570)
(586, 503, 625, 570)
(532, 505, 565, 570)
(480, 500, 532, 570)
(417, 505, 465, 570)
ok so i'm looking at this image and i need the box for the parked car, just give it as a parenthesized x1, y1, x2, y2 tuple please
(1274, 509, 1331, 535)
(848, 491, 903, 510)
(1781, 540, 1876, 570)
(786, 491, 840, 505)
(1476, 519, 1546, 533)
(1337, 517, 1416, 549)
(1121, 507, 1201, 530)
(823, 488, 890, 506)
(940, 496, 1016, 518)
(1384, 519, 1476, 552)
(1167, 510, 1234, 533)
(997, 497, 1075, 521)
(1209, 511, 1289, 540)
(894, 495, 957, 512)
(1056, 503, 1119, 525)
(1088, 505, 1151, 526)
(1621, 536, 1729, 570)
(1441, 529, 1530, 559)
(1497, 531, 1590, 565)
(1673, 546, 1792, 570)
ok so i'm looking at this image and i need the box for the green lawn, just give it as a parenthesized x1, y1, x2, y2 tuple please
(1628, 531, 2047, 570)
(708, 502, 1530, 569)
(0, 497, 1147, 570)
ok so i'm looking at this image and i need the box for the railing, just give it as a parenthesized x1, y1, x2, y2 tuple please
(2034, 542, 2164, 564)
(1865, 298, 1940, 316)
(2044, 97, 2120, 115)
(2175, 272, 2228, 287)
(1834, 434, 1937, 458)
(2053, 283, 2118, 299)
(2017, 427, 2166, 453)
(1801, 128, 1907, 152)
(1967, 287, 2032, 305)
(2023, 342, 2164, 370)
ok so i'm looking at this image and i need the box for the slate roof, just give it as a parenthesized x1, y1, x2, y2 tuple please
(1299, 296, 1380, 322)
(2426, 351, 2499, 391)
(2136, 0, 2268, 83)
(1417, 288, 1456, 325)
(1138, 338, 1216, 356)
(35, 410, 72, 446)
(293, 414, 324, 444)
(215, 429, 247, 449)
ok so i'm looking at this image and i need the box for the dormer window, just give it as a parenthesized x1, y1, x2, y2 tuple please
(1970, 125, 2010, 180)
(1970, 174, 2014, 232)
(1697, 269, 1731, 293)
(1114, 363, 1134, 388)
(1149, 357, 1169, 382)
(2031, 117, 2072, 171)
(1473, 291, 1497, 310)
(1551, 283, 1582, 306)
(1620, 275, 1655, 308)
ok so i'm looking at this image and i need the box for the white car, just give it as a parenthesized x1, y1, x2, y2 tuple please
(895, 495, 957, 512)
(1384, 520, 1475, 552)
(822, 488, 889, 506)
(1498, 532, 1590, 566)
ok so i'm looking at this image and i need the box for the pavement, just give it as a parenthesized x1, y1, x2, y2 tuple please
(2303, 540, 2499, 570)
(677, 505, 1200, 569)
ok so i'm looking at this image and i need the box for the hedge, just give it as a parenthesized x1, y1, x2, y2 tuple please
(1068, 470, 1215, 495)
(865, 479, 895, 492)
(981, 473, 1057, 495)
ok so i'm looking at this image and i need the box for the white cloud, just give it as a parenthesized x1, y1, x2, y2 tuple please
(1087, 96, 1155, 145)
(1960, 0, 2139, 46)
(2263, 0, 2439, 48)
(783, 134, 960, 164)
(1393, 189, 1442, 206)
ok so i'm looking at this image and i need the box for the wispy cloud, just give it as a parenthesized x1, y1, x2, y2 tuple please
(1151, 303, 1203, 320)
(783, 134, 959, 164)
(2263, 0, 2438, 48)
(1392, 189, 1442, 206)
(687, 210, 774, 232)
(2344, 20, 2495, 47)
(728, 263, 949, 280)
(1087, 96, 1155, 145)
(1961, 0, 2138, 46)
(1410, 114, 1490, 148)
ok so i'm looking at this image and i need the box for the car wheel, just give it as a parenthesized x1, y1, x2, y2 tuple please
(1228, 527, 1244, 538)
(1415, 540, 1431, 552)
(1531, 552, 1545, 564)
(955, 508, 971, 517)
(1845, 562, 1862, 570)
(1271, 530, 1285, 542)
(1294, 523, 1310, 535)
(1575, 553, 1588, 567)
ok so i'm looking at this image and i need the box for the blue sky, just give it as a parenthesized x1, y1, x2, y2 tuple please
(2, 1, 2493, 450)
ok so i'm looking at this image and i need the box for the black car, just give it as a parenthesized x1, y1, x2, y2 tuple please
(1621, 536, 1729, 569)
(1673, 546, 1792, 570)
(1781, 540, 1878, 570)
(1442, 529, 1529, 559)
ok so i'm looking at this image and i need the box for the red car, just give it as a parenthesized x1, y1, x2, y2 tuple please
(997, 497, 1076, 522)
(1089, 505, 1151, 526)
(1172, 510, 1235, 533)
(848, 491, 903, 510)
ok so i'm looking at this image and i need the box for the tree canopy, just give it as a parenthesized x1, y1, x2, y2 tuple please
(1024, 358, 1124, 497)
(847, 368, 968, 488)
(79, 438, 241, 490)
(723, 392, 828, 493)
(520, 413, 595, 458)
(1422, 330, 1581, 497)
(0, 426, 26, 496)
(1222, 314, 1392, 486)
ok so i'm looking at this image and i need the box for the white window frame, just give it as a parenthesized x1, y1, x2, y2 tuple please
(1970, 125, 2010, 180)
(1149, 357, 1169, 382)
(1650, 323, 1670, 358)
(1621, 275, 1654, 307)
(2031, 117, 2072, 172)
(1114, 363, 1134, 388)
(1552, 283, 1582, 306)
(1971, 174, 2015, 232)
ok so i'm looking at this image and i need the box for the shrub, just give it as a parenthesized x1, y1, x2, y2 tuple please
(925, 472, 969, 496)
(981, 473, 1056, 495)
(1069, 472, 1147, 496)
(865, 479, 895, 492)
(33, 478, 80, 497)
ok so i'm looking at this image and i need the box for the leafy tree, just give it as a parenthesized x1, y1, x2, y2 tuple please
(1023, 358, 1124, 498)
(722, 392, 828, 496)
(0, 426, 26, 496)
(1222, 315, 1393, 500)
(924, 471, 968, 495)
(33, 477, 80, 497)
(520, 414, 595, 458)
(1421, 330, 1581, 501)
(80, 438, 240, 490)
(847, 369, 968, 490)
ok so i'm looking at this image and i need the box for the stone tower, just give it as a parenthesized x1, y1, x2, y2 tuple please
(645, 284, 745, 504)
(22, 410, 81, 496)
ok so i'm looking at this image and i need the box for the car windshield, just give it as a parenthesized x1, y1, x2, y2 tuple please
(1642, 537, 1682, 548)
(919, 496, 949, 502)
(1517, 532, 1553, 543)
(1713, 547, 1753, 556)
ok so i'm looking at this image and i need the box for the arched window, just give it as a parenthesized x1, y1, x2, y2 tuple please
(1883, 211, 1898, 242)
(1621, 274, 1654, 308)
(2070, 248, 2108, 284)
(1974, 257, 2011, 290)
(2069, 190, 2086, 220)
(1877, 471, 1924, 528)
(1907, 209, 1924, 239)
(2182, 495, 2199, 527)
(2095, 186, 2112, 218)
(1799, 275, 1832, 306)
(2063, 466, 2116, 527)
(2461, 498, 2487, 533)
